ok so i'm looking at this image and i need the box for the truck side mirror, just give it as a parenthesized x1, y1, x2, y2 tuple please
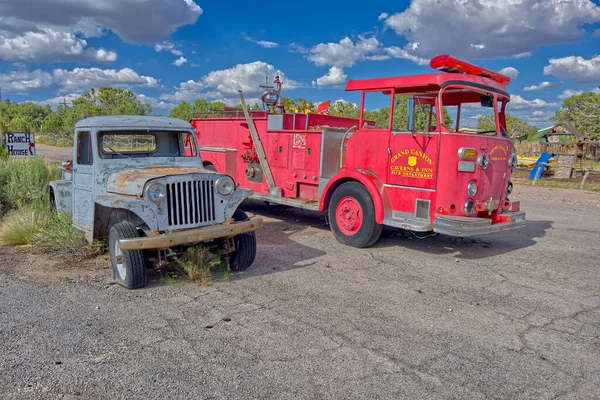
(481, 95, 494, 108)
(407, 98, 415, 131)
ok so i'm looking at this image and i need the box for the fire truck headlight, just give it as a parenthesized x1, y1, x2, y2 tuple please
(509, 152, 518, 170)
(216, 176, 235, 196)
(458, 147, 477, 160)
(506, 180, 513, 195)
(467, 180, 478, 197)
(464, 199, 476, 216)
(477, 153, 489, 169)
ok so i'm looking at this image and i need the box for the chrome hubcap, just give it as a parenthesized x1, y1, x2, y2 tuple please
(114, 241, 126, 280)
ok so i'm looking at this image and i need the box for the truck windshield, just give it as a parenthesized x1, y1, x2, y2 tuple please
(440, 87, 504, 136)
(99, 131, 198, 159)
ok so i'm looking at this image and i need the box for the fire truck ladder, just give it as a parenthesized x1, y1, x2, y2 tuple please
(238, 90, 279, 196)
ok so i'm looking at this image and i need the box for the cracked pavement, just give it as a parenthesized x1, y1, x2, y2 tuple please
(1, 185, 599, 399)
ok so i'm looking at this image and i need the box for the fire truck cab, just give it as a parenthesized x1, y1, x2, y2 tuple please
(191, 55, 525, 248)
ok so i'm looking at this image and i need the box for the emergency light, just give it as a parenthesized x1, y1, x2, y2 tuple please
(430, 54, 511, 85)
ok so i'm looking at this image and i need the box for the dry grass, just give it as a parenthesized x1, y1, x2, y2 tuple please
(175, 245, 228, 285)
(0, 207, 50, 246)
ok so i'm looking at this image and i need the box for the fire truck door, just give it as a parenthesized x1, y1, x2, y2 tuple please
(387, 97, 439, 189)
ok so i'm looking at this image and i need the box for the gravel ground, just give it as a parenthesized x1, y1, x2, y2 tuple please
(1, 185, 599, 399)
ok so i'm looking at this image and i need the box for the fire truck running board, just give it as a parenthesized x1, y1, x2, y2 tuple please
(250, 194, 320, 211)
(383, 217, 433, 232)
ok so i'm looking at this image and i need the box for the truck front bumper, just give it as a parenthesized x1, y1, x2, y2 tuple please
(118, 217, 263, 250)
(433, 211, 526, 237)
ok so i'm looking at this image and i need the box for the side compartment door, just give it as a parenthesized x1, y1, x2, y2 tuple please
(71, 130, 95, 241)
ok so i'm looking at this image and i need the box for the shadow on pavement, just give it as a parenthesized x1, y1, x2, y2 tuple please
(241, 199, 553, 260)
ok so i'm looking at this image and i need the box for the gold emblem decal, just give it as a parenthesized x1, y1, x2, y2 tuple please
(389, 149, 434, 179)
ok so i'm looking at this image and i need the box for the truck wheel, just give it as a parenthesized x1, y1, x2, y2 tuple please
(109, 221, 148, 289)
(229, 209, 257, 271)
(328, 182, 382, 248)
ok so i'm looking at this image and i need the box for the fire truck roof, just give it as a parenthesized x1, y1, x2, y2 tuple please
(345, 72, 509, 98)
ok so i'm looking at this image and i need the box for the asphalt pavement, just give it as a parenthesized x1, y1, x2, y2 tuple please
(1, 185, 599, 399)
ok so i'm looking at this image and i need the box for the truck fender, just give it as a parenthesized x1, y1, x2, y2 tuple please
(49, 180, 73, 217)
(319, 170, 386, 224)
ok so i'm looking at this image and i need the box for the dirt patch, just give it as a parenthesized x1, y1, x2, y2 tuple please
(0, 245, 109, 284)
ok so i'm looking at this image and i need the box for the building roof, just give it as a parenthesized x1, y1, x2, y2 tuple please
(75, 115, 193, 130)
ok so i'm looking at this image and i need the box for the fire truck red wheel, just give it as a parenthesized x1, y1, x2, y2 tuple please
(328, 182, 382, 248)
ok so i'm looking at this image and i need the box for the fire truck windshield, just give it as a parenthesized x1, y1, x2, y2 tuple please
(440, 87, 507, 136)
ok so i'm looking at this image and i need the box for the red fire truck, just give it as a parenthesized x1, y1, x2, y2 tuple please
(190, 55, 525, 248)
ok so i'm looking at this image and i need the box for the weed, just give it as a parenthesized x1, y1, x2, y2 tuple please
(0, 157, 59, 215)
(32, 212, 90, 261)
(0, 206, 51, 246)
(175, 245, 228, 286)
(161, 273, 182, 286)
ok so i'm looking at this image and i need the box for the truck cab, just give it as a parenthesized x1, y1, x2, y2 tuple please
(50, 116, 263, 289)
(191, 55, 525, 248)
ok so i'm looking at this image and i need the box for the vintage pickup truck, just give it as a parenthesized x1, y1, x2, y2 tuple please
(49, 116, 263, 289)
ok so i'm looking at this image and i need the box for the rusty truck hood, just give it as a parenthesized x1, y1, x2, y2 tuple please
(106, 166, 209, 196)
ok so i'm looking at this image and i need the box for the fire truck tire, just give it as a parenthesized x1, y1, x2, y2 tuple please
(328, 182, 382, 248)
(229, 209, 257, 271)
(109, 221, 148, 290)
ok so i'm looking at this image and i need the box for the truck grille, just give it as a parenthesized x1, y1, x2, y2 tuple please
(166, 179, 216, 227)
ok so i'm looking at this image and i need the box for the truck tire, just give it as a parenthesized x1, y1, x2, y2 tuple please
(328, 182, 382, 248)
(229, 209, 257, 271)
(109, 221, 148, 289)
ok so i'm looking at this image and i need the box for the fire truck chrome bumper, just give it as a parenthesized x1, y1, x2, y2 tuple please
(433, 211, 526, 237)
(118, 218, 263, 250)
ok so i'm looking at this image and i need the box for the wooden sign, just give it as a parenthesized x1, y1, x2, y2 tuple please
(555, 155, 574, 179)
(4, 132, 36, 156)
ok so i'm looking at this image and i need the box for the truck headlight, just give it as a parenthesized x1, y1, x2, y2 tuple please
(467, 180, 478, 197)
(506, 180, 513, 195)
(509, 152, 518, 170)
(215, 176, 234, 196)
(477, 153, 489, 169)
(146, 183, 166, 203)
(464, 199, 476, 216)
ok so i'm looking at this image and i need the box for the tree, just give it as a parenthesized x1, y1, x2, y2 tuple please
(169, 101, 193, 120)
(553, 92, 600, 139)
(477, 113, 537, 139)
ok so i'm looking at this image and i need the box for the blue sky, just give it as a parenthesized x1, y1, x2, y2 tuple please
(1, 0, 600, 128)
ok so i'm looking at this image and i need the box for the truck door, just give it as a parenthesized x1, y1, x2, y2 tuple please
(387, 96, 439, 189)
(72, 129, 95, 241)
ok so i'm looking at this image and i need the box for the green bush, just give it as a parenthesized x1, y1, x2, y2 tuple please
(55, 138, 73, 147)
(0, 157, 59, 214)
(0, 206, 51, 246)
(176, 245, 228, 285)
(32, 212, 90, 261)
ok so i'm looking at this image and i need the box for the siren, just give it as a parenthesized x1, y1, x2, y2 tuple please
(430, 54, 511, 85)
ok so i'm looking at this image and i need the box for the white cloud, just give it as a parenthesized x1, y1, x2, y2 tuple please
(162, 61, 300, 103)
(243, 35, 279, 48)
(558, 89, 585, 99)
(378, 13, 389, 21)
(524, 81, 558, 91)
(307, 36, 382, 68)
(557, 88, 600, 99)
(499, 67, 519, 79)
(508, 95, 558, 111)
(30, 93, 80, 109)
(53, 67, 160, 92)
(172, 56, 188, 67)
(382, 0, 600, 59)
(0, 28, 117, 62)
(385, 46, 428, 65)
(154, 42, 184, 56)
(136, 94, 176, 110)
(0, 68, 53, 93)
(543, 55, 600, 84)
(314, 67, 347, 87)
(0, 0, 202, 62)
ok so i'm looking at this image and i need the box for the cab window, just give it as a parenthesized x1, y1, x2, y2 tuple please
(441, 88, 500, 136)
